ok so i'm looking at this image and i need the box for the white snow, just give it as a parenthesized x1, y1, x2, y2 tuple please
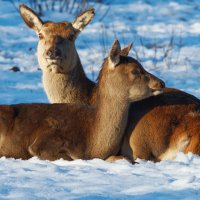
(0, 153, 200, 200)
(0, 0, 200, 199)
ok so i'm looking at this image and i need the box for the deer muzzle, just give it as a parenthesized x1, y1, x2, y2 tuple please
(46, 47, 62, 60)
(148, 73, 165, 96)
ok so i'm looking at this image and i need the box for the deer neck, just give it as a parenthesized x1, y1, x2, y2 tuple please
(88, 83, 130, 159)
(42, 52, 92, 104)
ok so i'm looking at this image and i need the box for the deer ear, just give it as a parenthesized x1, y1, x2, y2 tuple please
(72, 8, 95, 33)
(108, 39, 121, 69)
(120, 43, 132, 56)
(19, 4, 43, 33)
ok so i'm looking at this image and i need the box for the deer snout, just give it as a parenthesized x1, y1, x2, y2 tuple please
(152, 79, 165, 89)
(148, 74, 165, 96)
(46, 47, 62, 59)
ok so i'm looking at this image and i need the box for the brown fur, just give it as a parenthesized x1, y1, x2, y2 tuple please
(122, 88, 200, 161)
(19, 5, 200, 162)
(0, 40, 163, 161)
(20, 4, 95, 104)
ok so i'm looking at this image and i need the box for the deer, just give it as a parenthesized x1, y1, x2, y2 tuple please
(0, 40, 164, 161)
(121, 89, 200, 162)
(19, 4, 95, 104)
(19, 5, 200, 162)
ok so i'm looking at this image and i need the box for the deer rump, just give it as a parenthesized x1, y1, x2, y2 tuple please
(122, 88, 200, 161)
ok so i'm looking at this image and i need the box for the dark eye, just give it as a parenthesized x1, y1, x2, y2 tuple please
(68, 34, 74, 41)
(57, 36, 65, 44)
(130, 69, 142, 80)
(38, 33, 44, 40)
(132, 70, 141, 75)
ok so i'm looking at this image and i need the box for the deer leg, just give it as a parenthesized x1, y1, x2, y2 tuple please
(159, 133, 191, 161)
(28, 131, 72, 161)
(106, 155, 135, 164)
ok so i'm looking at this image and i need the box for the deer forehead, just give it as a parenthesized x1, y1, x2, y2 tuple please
(41, 22, 76, 37)
(119, 61, 143, 74)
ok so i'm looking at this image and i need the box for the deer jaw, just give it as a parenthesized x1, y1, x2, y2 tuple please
(128, 71, 164, 102)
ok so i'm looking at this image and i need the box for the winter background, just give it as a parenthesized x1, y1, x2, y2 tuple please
(0, 0, 200, 199)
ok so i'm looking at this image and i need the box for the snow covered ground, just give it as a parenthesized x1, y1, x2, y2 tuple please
(1, 153, 200, 200)
(0, 0, 200, 199)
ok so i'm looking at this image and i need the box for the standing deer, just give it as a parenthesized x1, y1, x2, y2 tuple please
(0, 40, 164, 161)
(20, 5, 200, 162)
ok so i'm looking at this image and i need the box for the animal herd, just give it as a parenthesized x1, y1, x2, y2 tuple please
(0, 4, 199, 163)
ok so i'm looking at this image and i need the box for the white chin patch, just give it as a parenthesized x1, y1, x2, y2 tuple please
(152, 90, 163, 96)
(50, 65, 61, 73)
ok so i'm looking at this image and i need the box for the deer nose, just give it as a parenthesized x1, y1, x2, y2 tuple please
(160, 80, 165, 88)
(152, 79, 165, 89)
(46, 48, 62, 59)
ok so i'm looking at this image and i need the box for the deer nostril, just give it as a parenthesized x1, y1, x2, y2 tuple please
(47, 48, 61, 59)
(160, 81, 165, 88)
(55, 49, 61, 58)
(47, 48, 54, 58)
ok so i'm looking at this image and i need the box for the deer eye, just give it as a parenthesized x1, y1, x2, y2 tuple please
(68, 34, 74, 41)
(132, 70, 141, 75)
(130, 69, 142, 80)
(38, 33, 44, 40)
(57, 36, 65, 44)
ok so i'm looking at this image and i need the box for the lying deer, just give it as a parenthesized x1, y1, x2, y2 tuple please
(122, 89, 200, 161)
(19, 4, 95, 104)
(0, 40, 163, 161)
(20, 5, 200, 162)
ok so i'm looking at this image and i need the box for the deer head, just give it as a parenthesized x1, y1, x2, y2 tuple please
(98, 40, 165, 102)
(19, 4, 95, 73)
